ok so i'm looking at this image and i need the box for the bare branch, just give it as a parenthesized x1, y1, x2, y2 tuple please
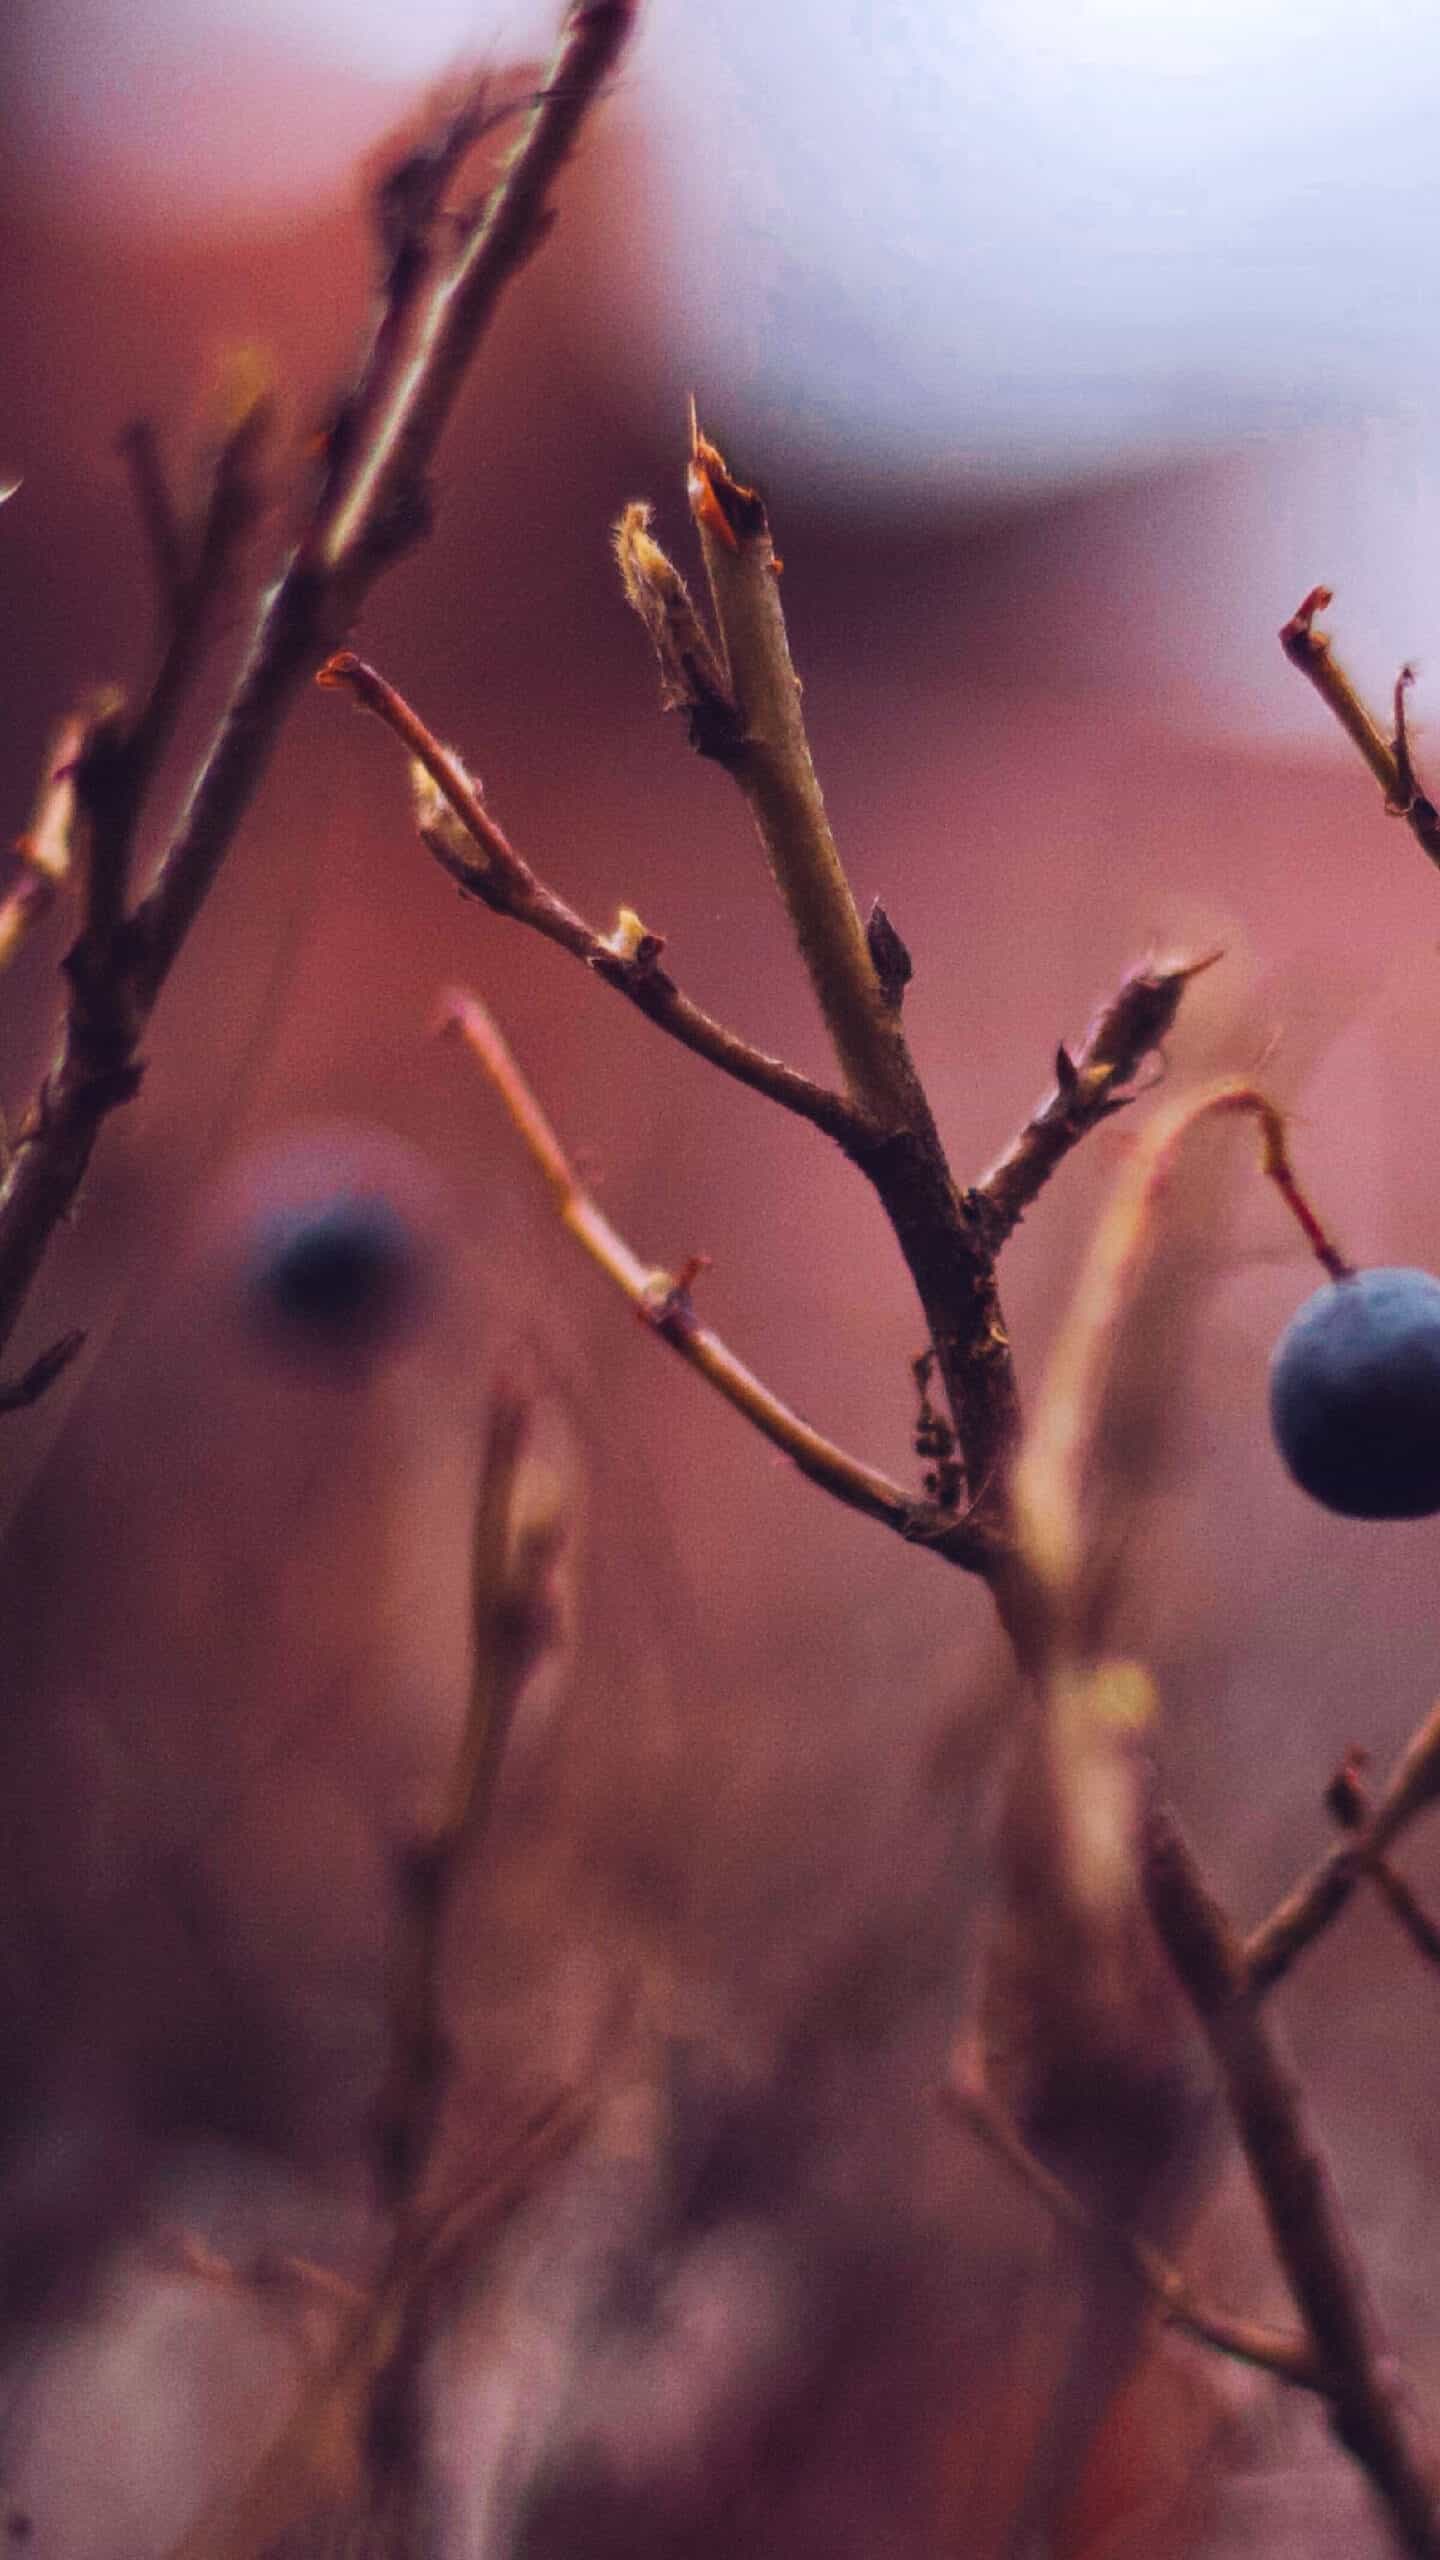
(442, 987, 994, 1571)
(0, 0, 637, 1383)
(170, 2093, 588, 2560)
(374, 1387, 559, 2214)
(943, 2052, 1322, 2393)
(318, 648, 864, 1142)
(975, 951, 1223, 1248)
(312, 3, 637, 589)
(1145, 1803, 1440, 2558)
(1248, 1700, 1440, 1993)
(1281, 587, 1440, 876)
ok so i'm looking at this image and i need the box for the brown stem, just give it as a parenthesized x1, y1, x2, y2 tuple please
(1248, 1699, 1440, 1992)
(0, 0, 636, 1381)
(315, 5, 636, 584)
(318, 651, 864, 1143)
(1281, 587, 1440, 875)
(1146, 1804, 1440, 2558)
(374, 1388, 546, 2216)
(442, 988, 994, 1571)
(975, 951, 1223, 1248)
(943, 2057, 1321, 2392)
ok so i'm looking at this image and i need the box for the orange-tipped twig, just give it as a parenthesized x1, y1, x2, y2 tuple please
(1281, 587, 1440, 876)
(975, 951, 1223, 1248)
(441, 987, 992, 1570)
(318, 650, 862, 1143)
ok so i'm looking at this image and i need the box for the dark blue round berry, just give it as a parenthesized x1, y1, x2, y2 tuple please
(1269, 1266, 1440, 1519)
(244, 1190, 426, 1353)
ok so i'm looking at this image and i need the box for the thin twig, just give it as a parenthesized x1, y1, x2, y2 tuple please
(1281, 588, 1440, 875)
(374, 1387, 556, 2215)
(170, 2092, 588, 2560)
(975, 951, 1223, 1248)
(310, 5, 635, 589)
(1325, 1748, 1440, 1971)
(1145, 1802, 1440, 2558)
(1248, 1700, 1440, 1993)
(943, 2054, 1321, 2392)
(173, 1384, 588, 2560)
(441, 987, 994, 1570)
(318, 649, 863, 1143)
(0, 1, 635, 1385)
(1369, 1864, 1440, 1971)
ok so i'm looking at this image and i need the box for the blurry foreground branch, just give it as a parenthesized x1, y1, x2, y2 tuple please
(0, 0, 636, 1401)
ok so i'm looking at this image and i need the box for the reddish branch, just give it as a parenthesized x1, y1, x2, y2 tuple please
(1248, 1700, 1440, 1995)
(441, 988, 993, 1569)
(1281, 587, 1440, 875)
(945, 2049, 1320, 2392)
(975, 951, 1222, 1248)
(0, 0, 637, 1393)
(318, 651, 863, 1144)
(1147, 1805, 1440, 2558)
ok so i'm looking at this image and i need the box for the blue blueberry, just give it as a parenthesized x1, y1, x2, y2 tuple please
(241, 1186, 434, 1366)
(1269, 1266, 1440, 1519)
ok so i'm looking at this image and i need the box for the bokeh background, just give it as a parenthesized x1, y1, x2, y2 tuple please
(5, 3, 1440, 2551)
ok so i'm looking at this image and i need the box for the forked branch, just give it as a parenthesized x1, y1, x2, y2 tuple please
(1147, 1805, 1440, 2559)
(318, 650, 863, 1143)
(441, 987, 994, 1570)
(1248, 1699, 1440, 1994)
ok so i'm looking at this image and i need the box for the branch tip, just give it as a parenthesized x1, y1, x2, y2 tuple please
(686, 410, 767, 550)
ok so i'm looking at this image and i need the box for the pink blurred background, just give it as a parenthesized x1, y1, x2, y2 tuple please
(5, 5, 1440, 2551)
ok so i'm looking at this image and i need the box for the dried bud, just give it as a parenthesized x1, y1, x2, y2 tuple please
(866, 900, 913, 1007)
(411, 759, 485, 883)
(598, 906, 666, 972)
(613, 501, 739, 763)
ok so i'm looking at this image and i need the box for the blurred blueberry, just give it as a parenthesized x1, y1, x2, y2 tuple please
(245, 1191, 423, 1345)
(1269, 1266, 1440, 1519)
(205, 1125, 451, 1374)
